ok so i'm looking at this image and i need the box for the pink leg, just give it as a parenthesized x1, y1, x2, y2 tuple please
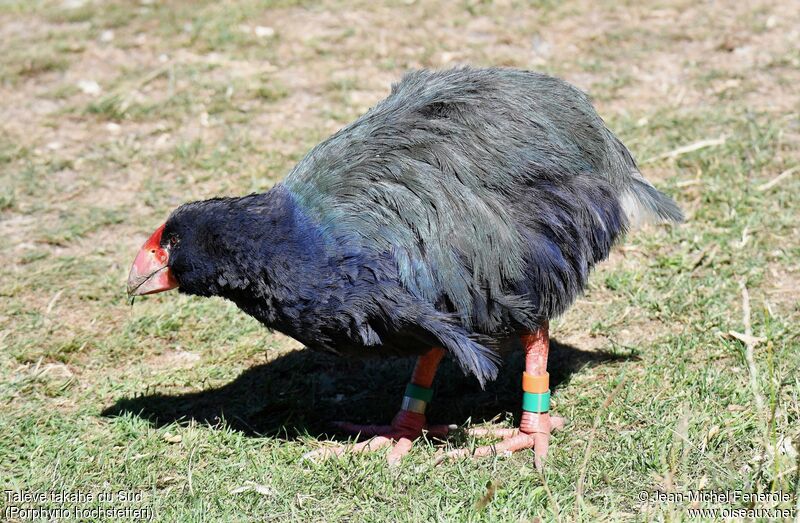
(303, 347, 450, 465)
(438, 322, 565, 468)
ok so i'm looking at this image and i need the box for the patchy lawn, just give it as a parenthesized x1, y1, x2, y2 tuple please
(1, 0, 798, 521)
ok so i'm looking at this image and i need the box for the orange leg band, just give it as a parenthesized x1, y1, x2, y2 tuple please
(522, 371, 549, 393)
(410, 347, 445, 388)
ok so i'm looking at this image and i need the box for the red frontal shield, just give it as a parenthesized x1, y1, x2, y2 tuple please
(127, 223, 179, 296)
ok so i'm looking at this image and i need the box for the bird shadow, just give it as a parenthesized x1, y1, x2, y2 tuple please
(102, 339, 638, 440)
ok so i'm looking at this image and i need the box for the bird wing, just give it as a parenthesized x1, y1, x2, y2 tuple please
(284, 68, 636, 333)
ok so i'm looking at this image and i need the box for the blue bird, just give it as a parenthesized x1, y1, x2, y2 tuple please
(127, 67, 682, 465)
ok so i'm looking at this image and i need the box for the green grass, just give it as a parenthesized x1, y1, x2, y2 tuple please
(1, 0, 799, 521)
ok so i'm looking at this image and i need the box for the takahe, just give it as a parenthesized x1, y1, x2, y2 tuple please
(128, 67, 682, 465)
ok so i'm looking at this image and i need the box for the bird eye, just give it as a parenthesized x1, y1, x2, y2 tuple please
(169, 235, 179, 247)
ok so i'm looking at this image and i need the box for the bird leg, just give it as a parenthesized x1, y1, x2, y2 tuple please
(303, 347, 451, 465)
(438, 322, 565, 468)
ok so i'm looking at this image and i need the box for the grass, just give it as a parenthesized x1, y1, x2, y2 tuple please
(1, 0, 798, 521)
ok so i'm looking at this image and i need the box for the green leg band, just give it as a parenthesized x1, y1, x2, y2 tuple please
(522, 391, 551, 413)
(405, 383, 434, 403)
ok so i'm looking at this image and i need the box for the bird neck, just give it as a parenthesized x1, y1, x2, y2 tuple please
(216, 184, 334, 319)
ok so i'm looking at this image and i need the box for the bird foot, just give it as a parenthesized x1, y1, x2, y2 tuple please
(301, 410, 452, 466)
(436, 413, 566, 469)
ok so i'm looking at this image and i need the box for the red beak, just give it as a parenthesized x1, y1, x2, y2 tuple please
(127, 223, 179, 296)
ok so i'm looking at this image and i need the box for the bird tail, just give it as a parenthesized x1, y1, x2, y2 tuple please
(621, 171, 685, 228)
(604, 127, 684, 227)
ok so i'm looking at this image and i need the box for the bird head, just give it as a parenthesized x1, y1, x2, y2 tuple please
(126, 221, 179, 296)
(127, 199, 240, 298)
